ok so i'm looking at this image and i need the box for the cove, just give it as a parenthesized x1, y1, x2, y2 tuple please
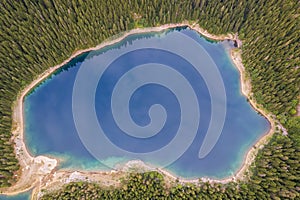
(24, 27, 270, 179)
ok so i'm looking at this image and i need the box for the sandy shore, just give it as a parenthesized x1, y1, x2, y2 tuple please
(229, 49, 278, 181)
(1, 22, 278, 199)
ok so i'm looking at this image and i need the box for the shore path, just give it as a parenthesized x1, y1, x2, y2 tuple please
(1, 21, 278, 199)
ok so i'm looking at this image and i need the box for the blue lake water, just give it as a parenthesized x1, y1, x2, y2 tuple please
(0, 191, 31, 200)
(24, 27, 270, 179)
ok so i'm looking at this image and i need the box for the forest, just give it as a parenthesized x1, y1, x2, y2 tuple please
(0, 0, 299, 198)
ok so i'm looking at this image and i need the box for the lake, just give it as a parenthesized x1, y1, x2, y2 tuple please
(24, 27, 270, 179)
(0, 191, 31, 200)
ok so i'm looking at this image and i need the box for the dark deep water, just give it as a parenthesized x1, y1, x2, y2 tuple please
(24, 27, 270, 179)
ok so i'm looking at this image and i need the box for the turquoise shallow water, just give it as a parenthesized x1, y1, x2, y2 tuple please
(24, 27, 270, 179)
(0, 191, 31, 200)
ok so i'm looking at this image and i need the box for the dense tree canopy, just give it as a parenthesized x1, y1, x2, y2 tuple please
(0, 0, 299, 198)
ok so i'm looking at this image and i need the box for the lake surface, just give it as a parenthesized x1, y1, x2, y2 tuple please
(24, 27, 270, 179)
(0, 191, 31, 200)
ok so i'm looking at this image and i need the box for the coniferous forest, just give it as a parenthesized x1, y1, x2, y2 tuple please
(0, 0, 299, 199)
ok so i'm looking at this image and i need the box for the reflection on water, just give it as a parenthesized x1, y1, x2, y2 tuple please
(24, 28, 270, 179)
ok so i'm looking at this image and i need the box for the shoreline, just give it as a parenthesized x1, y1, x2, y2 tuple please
(297, 105, 300, 116)
(1, 22, 276, 198)
(229, 49, 276, 181)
